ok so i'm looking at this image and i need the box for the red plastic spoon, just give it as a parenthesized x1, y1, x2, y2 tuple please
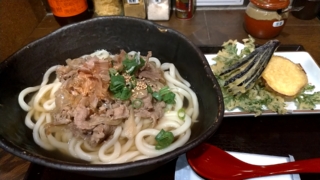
(186, 143, 320, 180)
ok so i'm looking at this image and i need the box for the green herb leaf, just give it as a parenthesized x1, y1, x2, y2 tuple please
(158, 86, 170, 96)
(122, 52, 146, 75)
(114, 87, 132, 100)
(109, 68, 117, 77)
(147, 85, 153, 93)
(162, 92, 175, 104)
(130, 76, 137, 88)
(132, 99, 143, 109)
(177, 108, 186, 120)
(109, 75, 126, 93)
(109, 75, 132, 100)
(152, 92, 162, 101)
(149, 86, 176, 104)
(155, 129, 174, 150)
(159, 86, 175, 104)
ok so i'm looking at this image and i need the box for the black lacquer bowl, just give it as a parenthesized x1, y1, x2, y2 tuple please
(0, 16, 224, 178)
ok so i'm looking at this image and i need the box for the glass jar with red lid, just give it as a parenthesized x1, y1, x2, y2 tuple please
(244, 0, 290, 39)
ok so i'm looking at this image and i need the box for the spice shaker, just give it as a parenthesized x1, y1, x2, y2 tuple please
(147, 0, 170, 21)
(244, 0, 290, 39)
(93, 0, 123, 16)
(123, 0, 146, 19)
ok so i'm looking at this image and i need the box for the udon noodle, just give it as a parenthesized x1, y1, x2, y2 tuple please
(18, 50, 199, 164)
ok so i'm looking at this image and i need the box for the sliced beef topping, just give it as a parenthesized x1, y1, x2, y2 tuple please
(89, 124, 116, 147)
(112, 50, 126, 71)
(50, 50, 170, 147)
(139, 94, 153, 110)
(139, 62, 165, 82)
(52, 106, 72, 125)
(106, 104, 130, 120)
(134, 101, 166, 127)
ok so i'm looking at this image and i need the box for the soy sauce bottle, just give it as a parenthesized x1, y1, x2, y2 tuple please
(47, 0, 92, 26)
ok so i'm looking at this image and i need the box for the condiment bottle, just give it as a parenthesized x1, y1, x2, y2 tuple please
(47, 0, 92, 26)
(93, 0, 123, 16)
(123, 0, 146, 19)
(175, 0, 195, 19)
(291, 0, 320, 20)
(147, 0, 170, 21)
(244, 0, 290, 39)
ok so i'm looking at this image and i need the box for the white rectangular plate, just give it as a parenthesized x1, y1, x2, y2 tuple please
(206, 51, 320, 117)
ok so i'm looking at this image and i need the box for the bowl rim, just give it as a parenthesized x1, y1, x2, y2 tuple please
(0, 16, 225, 173)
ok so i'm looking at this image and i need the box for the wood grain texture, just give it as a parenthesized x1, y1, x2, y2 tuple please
(0, 150, 30, 180)
(0, 10, 319, 180)
(0, 0, 39, 62)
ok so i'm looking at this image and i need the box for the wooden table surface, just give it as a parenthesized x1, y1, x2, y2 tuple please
(0, 10, 320, 180)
